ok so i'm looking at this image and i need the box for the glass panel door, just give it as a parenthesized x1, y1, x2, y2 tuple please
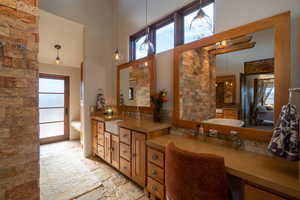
(39, 74, 69, 143)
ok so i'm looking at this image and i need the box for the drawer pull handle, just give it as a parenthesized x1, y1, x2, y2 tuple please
(151, 170, 157, 176)
(152, 186, 158, 191)
(122, 150, 127, 154)
(123, 166, 127, 170)
(132, 153, 137, 158)
(123, 134, 128, 137)
(152, 154, 159, 160)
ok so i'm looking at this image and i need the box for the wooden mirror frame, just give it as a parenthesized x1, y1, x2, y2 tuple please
(173, 12, 291, 141)
(117, 55, 156, 113)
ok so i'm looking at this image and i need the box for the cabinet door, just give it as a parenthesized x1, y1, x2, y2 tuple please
(131, 131, 146, 187)
(91, 120, 98, 156)
(111, 134, 120, 169)
(104, 132, 111, 164)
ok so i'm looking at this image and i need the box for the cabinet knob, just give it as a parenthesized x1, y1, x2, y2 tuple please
(152, 186, 158, 191)
(123, 150, 127, 154)
(123, 166, 127, 170)
(132, 153, 137, 157)
(152, 154, 159, 160)
(151, 170, 157, 176)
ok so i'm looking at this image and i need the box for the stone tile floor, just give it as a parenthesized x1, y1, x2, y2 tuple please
(40, 140, 145, 200)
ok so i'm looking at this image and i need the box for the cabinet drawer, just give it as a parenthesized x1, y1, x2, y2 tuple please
(120, 128, 131, 145)
(98, 133, 104, 146)
(98, 122, 104, 133)
(148, 162, 164, 183)
(147, 177, 164, 199)
(120, 143, 131, 161)
(148, 148, 164, 168)
(120, 158, 131, 177)
(243, 184, 287, 200)
(97, 145, 104, 159)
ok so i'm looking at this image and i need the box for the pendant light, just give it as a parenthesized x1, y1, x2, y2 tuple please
(114, 48, 120, 61)
(140, 0, 154, 53)
(54, 44, 62, 65)
(189, 0, 212, 30)
(114, 4, 121, 61)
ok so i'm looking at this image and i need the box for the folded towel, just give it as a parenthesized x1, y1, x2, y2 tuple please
(268, 104, 299, 161)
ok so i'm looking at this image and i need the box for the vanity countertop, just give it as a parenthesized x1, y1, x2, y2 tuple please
(146, 134, 300, 199)
(117, 119, 171, 133)
(91, 113, 121, 121)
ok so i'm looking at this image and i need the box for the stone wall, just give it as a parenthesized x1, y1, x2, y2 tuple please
(0, 1, 40, 199)
(129, 63, 150, 107)
(179, 48, 216, 121)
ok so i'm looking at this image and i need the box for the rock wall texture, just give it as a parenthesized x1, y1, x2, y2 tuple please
(179, 48, 216, 121)
(0, 0, 40, 199)
(129, 63, 150, 107)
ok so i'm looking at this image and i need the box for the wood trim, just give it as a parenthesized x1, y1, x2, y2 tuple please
(173, 12, 291, 142)
(117, 55, 156, 113)
(39, 73, 70, 144)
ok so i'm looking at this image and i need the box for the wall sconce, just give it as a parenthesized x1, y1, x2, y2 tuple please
(54, 44, 62, 64)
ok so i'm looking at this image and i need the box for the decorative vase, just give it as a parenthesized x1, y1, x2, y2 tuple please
(153, 105, 162, 122)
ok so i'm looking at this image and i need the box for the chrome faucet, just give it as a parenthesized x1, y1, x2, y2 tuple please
(229, 130, 242, 149)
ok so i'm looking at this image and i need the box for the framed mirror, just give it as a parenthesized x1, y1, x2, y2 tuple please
(173, 12, 290, 141)
(117, 56, 156, 112)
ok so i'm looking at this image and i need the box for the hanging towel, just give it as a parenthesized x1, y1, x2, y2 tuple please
(268, 104, 299, 161)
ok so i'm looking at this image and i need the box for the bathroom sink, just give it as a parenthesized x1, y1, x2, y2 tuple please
(105, 120, 123, 135)
(202, 118, 244, 127)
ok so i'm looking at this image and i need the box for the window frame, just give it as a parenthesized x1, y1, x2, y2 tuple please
(129, 0, 215, 61)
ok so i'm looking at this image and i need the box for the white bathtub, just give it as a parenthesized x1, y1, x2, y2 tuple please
(202, 118, 244, 127)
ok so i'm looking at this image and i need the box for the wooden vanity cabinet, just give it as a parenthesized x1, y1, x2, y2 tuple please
(131, 131, 146, 186)
(91, 119, 170, 188)
(104, 132, 111, 163)
(145, 145, 291, 200)
(243, 184, 287, 200)
(92, 120, 105, 158)
(111, 134, 120, 169)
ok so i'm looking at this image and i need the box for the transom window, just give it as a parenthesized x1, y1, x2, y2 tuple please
(156, 22, 175, 54)
(129, 0, 215, 61)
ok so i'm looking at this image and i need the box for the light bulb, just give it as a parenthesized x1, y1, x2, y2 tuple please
(56, 57, 60, 65)
(144, 62, 148, 67)
(114, 49, 120, 61)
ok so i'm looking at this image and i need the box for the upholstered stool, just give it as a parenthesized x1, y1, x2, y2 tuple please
(165, 142, 229, 200)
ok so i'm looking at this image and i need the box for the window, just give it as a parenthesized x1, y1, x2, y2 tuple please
(156, 22, 175, 54)
(184, 3, 214, 44)
(39, 74, 69, 144)
(135, 35, 148, 60)
(129, 0, 215, 61)
(265, 88, 275, 106)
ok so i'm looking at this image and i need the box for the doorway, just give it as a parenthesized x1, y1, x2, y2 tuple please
(39, 73, 70, 144)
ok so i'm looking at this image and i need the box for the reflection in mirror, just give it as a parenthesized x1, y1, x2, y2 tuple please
(215, 29, 274, 130)
(179, 29, 275, 130)
(119, 62, 151, 107)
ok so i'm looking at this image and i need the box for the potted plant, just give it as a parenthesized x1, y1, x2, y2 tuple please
(151, 90, 168, 122)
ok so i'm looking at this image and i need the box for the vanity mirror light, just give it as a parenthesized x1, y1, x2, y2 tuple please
(173, 12, 291, 141)
(117, 56, 156, 112)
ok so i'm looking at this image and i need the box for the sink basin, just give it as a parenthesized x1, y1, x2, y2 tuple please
(105, 120, 123, 135)
(202, 118, 244, 127)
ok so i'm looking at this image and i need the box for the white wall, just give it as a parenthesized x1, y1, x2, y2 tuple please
(113, 0, 300, 111)
(39, 10, 84, 68)
(39, 63, 81, 140)
(40, 0, 114, 157)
